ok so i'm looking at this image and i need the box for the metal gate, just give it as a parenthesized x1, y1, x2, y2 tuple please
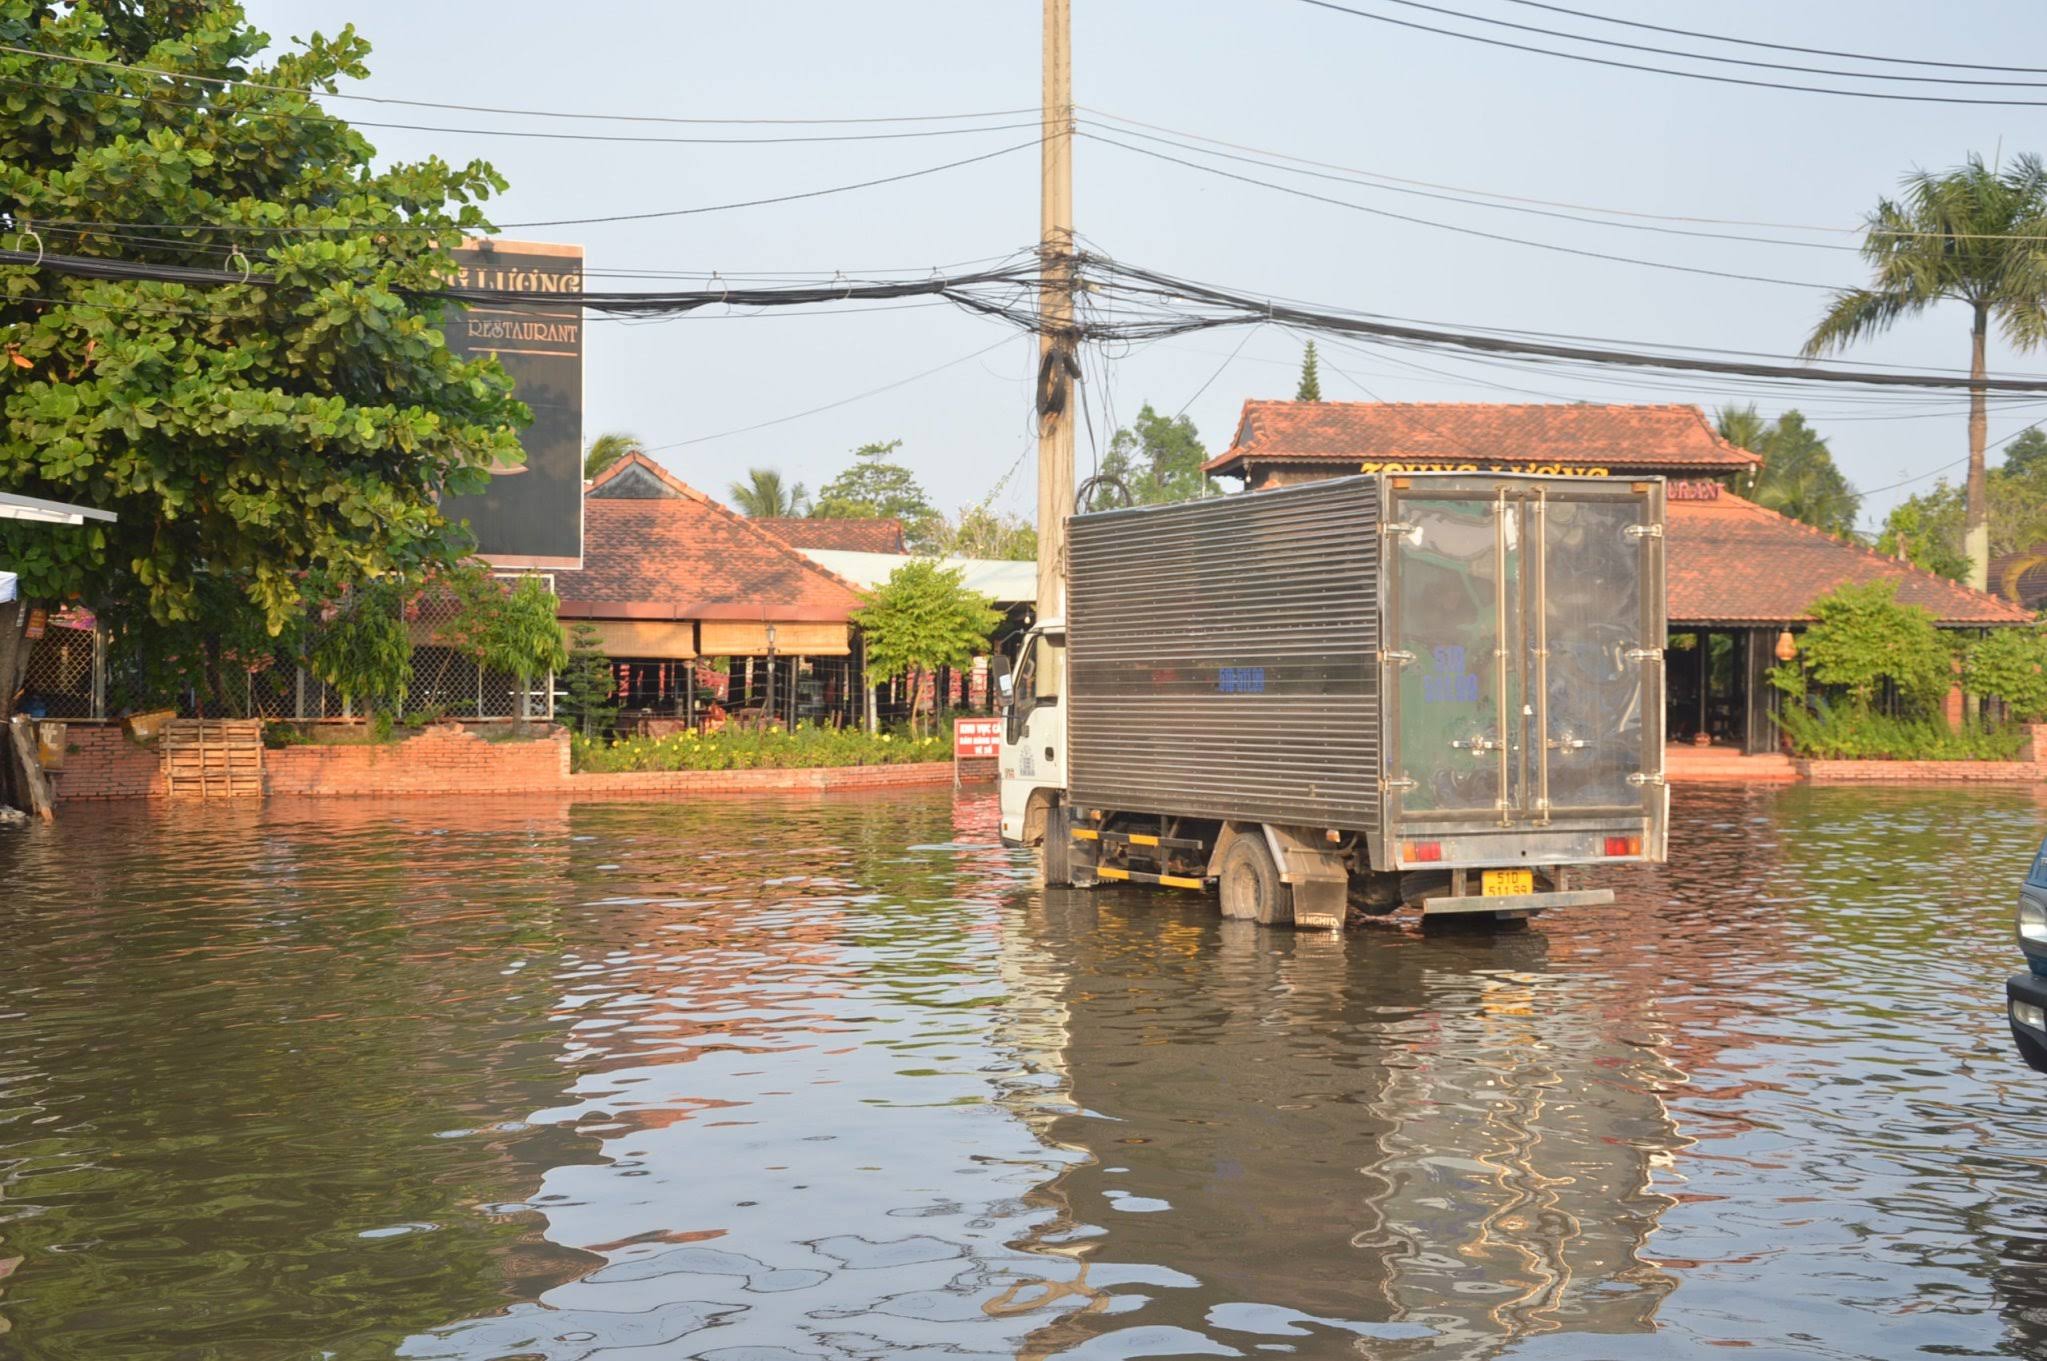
(1384, 478, 1664, 828)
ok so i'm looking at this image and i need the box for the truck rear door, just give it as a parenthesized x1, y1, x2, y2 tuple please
(1384, 476, 1664, 839)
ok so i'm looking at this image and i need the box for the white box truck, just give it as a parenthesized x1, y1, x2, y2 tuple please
(999, 472, 1669, 928)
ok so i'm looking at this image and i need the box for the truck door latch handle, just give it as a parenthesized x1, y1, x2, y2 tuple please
(1044, 746, 1056, 761)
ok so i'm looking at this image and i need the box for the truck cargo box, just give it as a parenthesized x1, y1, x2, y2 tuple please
(1064, 473, 1667, 870)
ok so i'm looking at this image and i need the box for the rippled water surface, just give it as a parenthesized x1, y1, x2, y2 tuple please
(4, 785, 2047, 1360)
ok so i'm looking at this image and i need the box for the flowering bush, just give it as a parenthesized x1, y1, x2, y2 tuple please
(571, 722, 950, 773)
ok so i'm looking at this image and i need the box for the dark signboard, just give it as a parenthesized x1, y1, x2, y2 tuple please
(440, 240, 584, 568)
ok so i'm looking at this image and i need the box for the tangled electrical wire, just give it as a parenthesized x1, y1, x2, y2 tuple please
(10, 238, 2047, 398)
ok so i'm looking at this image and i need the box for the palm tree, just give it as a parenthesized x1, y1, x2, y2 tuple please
(728, 468, 808, 518)
(1715, 405, 1861, 535)
(1803, 153, 2047, 590)
(583, 431, 641, 481)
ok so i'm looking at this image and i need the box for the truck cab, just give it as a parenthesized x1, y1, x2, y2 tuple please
(997, 620, 1067, 852)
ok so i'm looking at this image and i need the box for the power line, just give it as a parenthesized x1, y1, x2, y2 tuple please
(1358, 0, 2047, 88)
(1080, 131, 1840, 291)
(0, 74, 1051, 147)
(1078, 116, 1855, 252)
(1495, 0, 2047, 76)
(1073, 255, 2047, 393)
(644, 336, 1018, 452)
(0, 42, 1039, 126)
(19, 138, 1038, 235)
(1288, 0, 2047, 107)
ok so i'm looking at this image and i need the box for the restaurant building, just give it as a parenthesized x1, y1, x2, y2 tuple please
(1205, 401, 2033, 754)
(564, 453, 868, 729)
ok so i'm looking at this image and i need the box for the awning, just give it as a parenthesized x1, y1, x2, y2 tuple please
(586, 618, 697, 660)
(699, 620, 850, 657)
(0, 492, 117, 525)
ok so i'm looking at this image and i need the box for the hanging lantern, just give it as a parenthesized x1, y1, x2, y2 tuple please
(1774, 629, 1799, 663)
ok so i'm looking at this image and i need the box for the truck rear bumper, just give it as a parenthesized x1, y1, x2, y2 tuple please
(1420, 888, 1615, 916)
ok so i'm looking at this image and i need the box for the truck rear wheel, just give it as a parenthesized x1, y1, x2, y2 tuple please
(1219, 834, 1292, 926)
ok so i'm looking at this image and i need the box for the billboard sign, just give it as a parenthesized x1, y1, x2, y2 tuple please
(440, 240, 585, 569)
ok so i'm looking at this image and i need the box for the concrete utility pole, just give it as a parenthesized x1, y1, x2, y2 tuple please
(1035, 0, 1075, 624)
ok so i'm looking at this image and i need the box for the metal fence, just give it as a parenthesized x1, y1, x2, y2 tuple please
(21, 575, 554, 722)
(16, 614, 103, 720)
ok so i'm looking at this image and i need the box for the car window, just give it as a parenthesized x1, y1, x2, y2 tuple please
(2030, 839, 2047, 888)
(1036, 636, 1064, 702)
(1012, 640, 1039, 707)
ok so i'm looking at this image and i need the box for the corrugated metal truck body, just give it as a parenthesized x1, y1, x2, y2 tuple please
(1022, 472, 1667, 926)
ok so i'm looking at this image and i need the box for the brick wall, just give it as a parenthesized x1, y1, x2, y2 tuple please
(265, 723, 572, 797)
(49, 720, 963, 802)
(1799, 758, 2047, 782)
(46, 722, 166, 800)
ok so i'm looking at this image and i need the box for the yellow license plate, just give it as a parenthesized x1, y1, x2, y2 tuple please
(1482, 869, 1533, 897)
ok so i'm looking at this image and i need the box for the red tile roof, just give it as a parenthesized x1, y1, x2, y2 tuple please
(1669, 492, 2032, 626)
(753, 517, 907, 553)
(1206, 401, 1762, 477)
(556, 476, 864, 623)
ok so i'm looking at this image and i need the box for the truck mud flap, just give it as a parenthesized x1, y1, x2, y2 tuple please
(1420, 888, 1615, 916)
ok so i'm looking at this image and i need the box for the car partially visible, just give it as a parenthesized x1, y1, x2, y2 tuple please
(2008, 837, 2047, 1072)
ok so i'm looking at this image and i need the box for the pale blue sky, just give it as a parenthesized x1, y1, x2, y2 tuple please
(245, 2, 2047, 533)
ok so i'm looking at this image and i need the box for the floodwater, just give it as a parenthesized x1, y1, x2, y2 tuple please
(2, 786, 2046, 1361)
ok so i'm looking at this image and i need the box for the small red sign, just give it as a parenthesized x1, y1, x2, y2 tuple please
(1668, 479, 1723, 502)
(954, 716, 1003, 759)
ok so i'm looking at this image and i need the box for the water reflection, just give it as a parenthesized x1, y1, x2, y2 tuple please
(2, 784, 2045, 1359)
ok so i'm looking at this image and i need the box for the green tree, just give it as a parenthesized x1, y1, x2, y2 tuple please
(1713, 407, 1861, 536)
(1876, 486, 1970, 580)
(445, 569, 566, 720)
(1092, 403, 1211, 508)
(1296, 341, 1323, 402)
(1965, 626, 2047, 720)
(728, 467, 808, 518)
(0, 2, 523, 721)
(1782, 580, 1953, 713)
(813, 439, 938, 546)
(851, 559, 1000, 736)
(559, 620, 617, 738)
(1803, 153, 2047, 590)
(1878, 430, 2047, 582)
(583, 431, 640, 481)
(941, 503, 1037, 561)
(308, 578, 412, 719)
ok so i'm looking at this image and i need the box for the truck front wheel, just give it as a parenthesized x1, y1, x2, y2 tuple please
(1219, 834, 1292, 926)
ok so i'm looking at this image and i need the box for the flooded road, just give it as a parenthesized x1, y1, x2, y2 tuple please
(3, 785, 2045, 1360)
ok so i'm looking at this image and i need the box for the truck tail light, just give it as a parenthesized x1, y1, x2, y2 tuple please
(1404, 840, 1443, 862)
(1604, 835, 1642, 857)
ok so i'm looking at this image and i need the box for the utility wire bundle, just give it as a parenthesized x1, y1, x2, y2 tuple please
(11, 240, 2047, 398)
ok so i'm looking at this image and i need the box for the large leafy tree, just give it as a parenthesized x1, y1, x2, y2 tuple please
(941, 502, 1036, 561)
(727, 467, 807, 517)
(1714, 405, 1861, 536)
(1091, 402, 1210, 508)
(1878, 427, 2047, 584)
(1803, 153, 2047, 590)
(0, 1, 524, 718)
(852, 559, 999, 736)
(813, 439, 938, 545)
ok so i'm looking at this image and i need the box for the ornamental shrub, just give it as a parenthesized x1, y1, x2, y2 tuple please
(1965, 627, 2047, 721)
(1780, 581, 1952, 714)
(570, 722, 950, 773)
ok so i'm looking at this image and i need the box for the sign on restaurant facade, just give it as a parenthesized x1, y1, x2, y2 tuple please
(440, 240, 585, 570)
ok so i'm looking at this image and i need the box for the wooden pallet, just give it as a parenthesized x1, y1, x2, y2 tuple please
(162, 719, 265, 799)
